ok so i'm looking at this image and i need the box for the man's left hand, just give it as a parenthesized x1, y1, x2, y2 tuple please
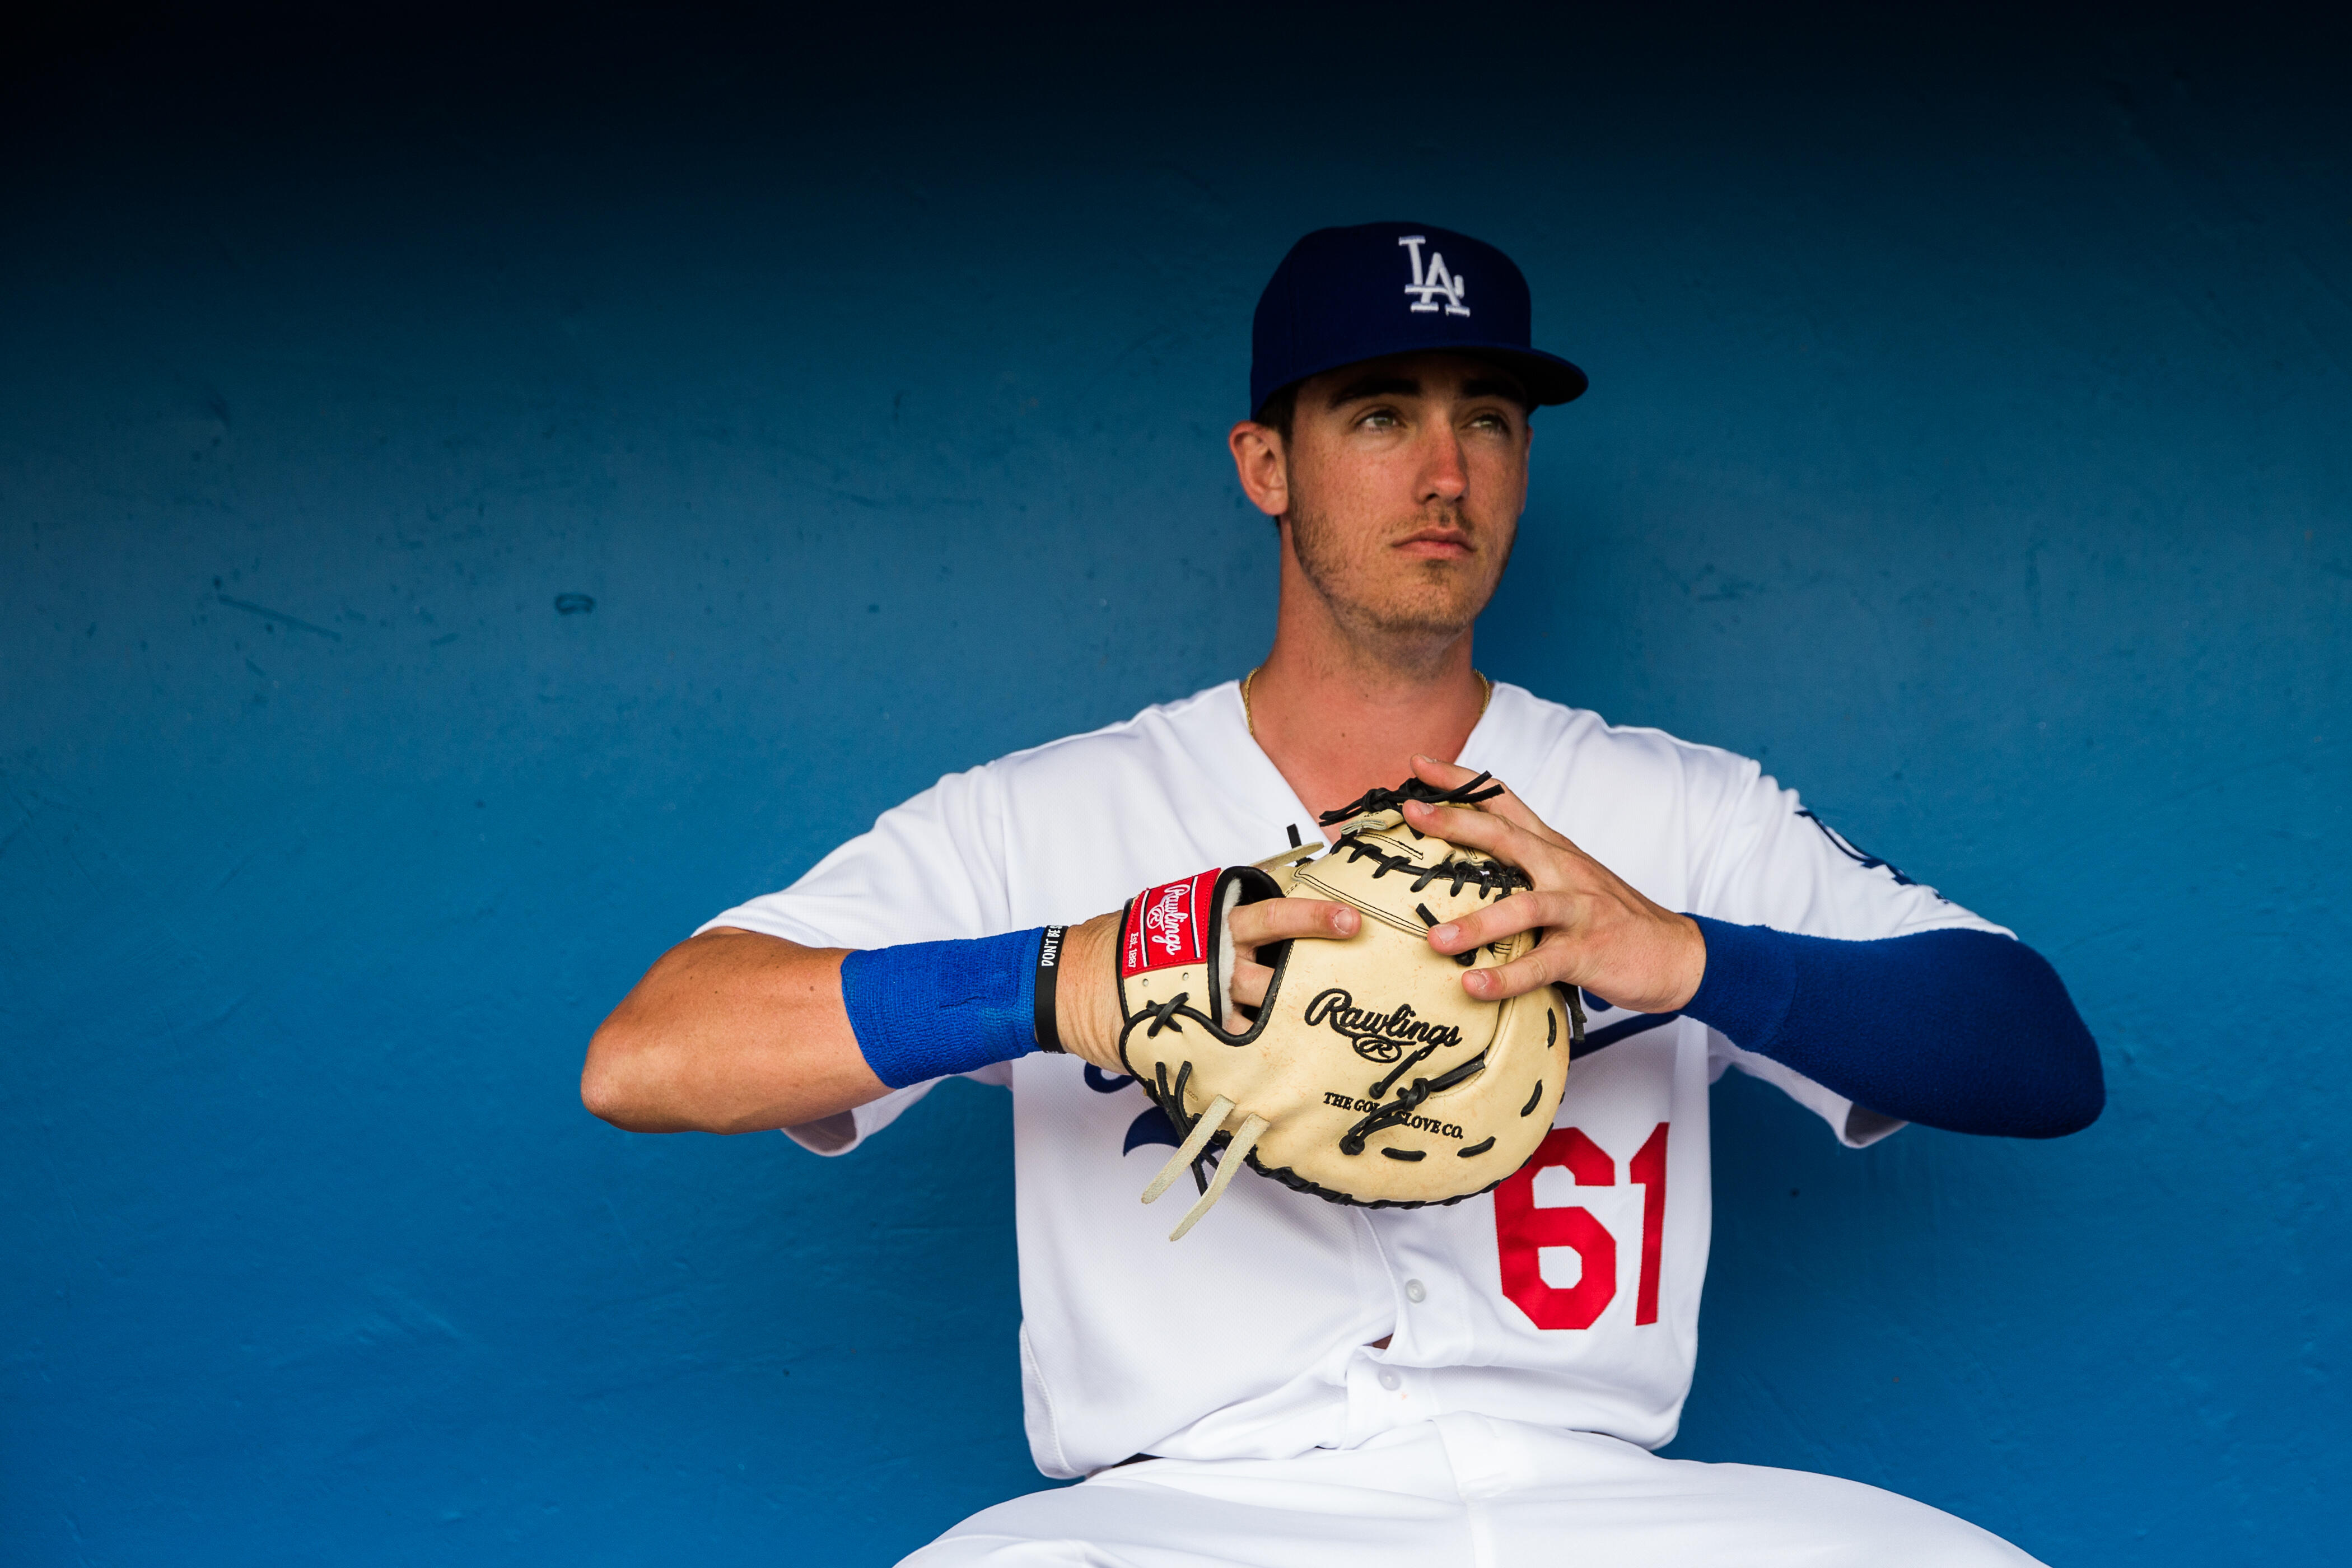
(1399, 755, 1707, 1015)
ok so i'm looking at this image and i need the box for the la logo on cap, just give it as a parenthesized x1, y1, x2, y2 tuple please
(1398, 235, 1469, 318)
(1247, 221, 1585, 416)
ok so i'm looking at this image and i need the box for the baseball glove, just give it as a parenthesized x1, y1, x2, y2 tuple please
(1114, 772, 1581, 1240)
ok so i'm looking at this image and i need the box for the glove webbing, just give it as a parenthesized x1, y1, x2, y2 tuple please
(1320, 770, 1509, 825)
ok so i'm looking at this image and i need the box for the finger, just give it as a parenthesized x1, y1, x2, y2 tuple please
(1460, 942, 1565, 1002)
(1401, 795, 1560, 871)
(1408, 753, 1490, 795)
(1408, 754, 1552, 838)
(1228, 896, 1359, 948)
(1230, 957, 1273, 1009)
(1425, 889, 1560, 955)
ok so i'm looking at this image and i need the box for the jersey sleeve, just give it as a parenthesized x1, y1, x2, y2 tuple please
(1683, 757, 2011, 1148)
(695, 766, 1018, 1155)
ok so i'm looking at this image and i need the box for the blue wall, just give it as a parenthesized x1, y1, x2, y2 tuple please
(3, 6, 2346, 1563)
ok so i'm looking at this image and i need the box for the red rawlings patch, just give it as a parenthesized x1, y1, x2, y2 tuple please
(1122, 870, 1219, 977)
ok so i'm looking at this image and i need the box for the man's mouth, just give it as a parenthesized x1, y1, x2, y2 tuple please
(1394, 528, 1473, 561)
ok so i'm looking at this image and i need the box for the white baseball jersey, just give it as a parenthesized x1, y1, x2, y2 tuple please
(703, 680, 2005, 1480)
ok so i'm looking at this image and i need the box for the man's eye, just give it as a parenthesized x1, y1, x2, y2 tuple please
(1359, 409, 1400, 430)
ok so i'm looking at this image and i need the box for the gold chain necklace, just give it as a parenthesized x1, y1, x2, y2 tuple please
(1241, 666, 1493, 740)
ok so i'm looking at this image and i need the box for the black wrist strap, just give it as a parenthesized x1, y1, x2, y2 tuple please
(1033, 926, 1070, 1052)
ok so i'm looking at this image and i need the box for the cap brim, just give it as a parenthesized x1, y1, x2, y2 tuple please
(1253, 343, 1589, 420)
(1480, 347, 1589, 407)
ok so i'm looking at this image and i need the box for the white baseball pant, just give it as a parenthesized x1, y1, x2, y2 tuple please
(901, 1413, 2043, 1567)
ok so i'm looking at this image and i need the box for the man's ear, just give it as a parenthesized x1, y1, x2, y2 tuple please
(1228, 421, 1290, 519)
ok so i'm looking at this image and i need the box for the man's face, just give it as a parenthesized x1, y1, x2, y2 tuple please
(1275, 352, 1532, 647)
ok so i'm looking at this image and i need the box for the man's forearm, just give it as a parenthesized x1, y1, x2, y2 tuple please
(1679, 918, 2104, 1138)
(581, 916, 1134, 1135)
(581, 929, 886, 1134)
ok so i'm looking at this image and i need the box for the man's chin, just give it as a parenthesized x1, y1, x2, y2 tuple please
(1341, 596, 1488, 647)
(1378, 573, 1497, 634)
(1294, 548, 1499, 648)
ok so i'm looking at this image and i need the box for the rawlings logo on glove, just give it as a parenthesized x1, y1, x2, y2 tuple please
(1112, 772, 1581, 1240)
(1301, 989, 1466, 1061)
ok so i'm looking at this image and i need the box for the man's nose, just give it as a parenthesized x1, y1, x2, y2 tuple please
(1417, 425, 1468, 503)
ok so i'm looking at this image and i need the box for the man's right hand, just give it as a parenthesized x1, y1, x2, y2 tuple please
(1053, 896, 1362, 1074)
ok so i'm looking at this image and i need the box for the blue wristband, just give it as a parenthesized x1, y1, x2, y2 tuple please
(840, 928, 1049, 1089)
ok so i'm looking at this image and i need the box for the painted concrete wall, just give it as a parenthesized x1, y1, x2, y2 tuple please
(3, 6, 2345, 1563)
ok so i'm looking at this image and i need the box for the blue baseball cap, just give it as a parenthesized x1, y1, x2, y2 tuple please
(1249, 222, 1588, 419)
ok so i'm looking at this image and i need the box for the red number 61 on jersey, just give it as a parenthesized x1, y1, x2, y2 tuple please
(1493, 1123, 1669, 1331)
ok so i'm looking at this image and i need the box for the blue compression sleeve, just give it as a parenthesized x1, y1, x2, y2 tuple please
(839, 928, 1047, 1090)
(1681, 917, 2103, 1138)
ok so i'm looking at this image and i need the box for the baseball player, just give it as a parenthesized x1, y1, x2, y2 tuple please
(582, 222, 2104, 1566)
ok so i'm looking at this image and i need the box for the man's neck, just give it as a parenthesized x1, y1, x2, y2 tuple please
(1245, 619, 1488, 837)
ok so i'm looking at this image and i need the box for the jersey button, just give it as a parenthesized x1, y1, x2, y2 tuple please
(1378, 1370, 1402, 1392)
(1404, 1278, 1427, 1303)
